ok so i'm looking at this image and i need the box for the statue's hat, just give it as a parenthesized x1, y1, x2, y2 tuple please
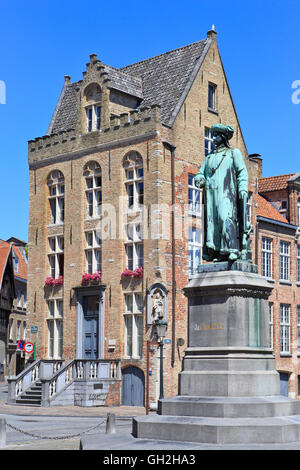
(210, 123, 234, 140)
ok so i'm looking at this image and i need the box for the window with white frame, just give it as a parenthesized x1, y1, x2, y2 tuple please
(280, 304, 290, 354)
(123, 152, 144, 210)
(47, 299, 63, 359)
(83, 161, 102, 219)
(208, 82, 217, 111)
(84, 83, 102, 133)
(188, 174, 201, 215)
(86, 104, 101, 133)
(125, 223, 143, 271)
(262, 237, 272, 278)
(280, 241, 290, 281)
(124, 293, 143, 358)
(269, 302, 273, 349)
(48, 236, 64, 278)
(204, 127, 214, 156)
(47, 170, 65, 225)
(246, 193, 252, 227)
(85, 230, 101, 274)
(188, 226, 201, 276)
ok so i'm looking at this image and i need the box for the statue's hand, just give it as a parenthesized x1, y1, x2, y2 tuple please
(194, 175, 206, 189)
(239, 190, 248, 200)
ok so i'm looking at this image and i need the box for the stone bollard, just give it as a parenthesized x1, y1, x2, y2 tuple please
(106, 412, 116, 434)
(0, 419, 6, 448)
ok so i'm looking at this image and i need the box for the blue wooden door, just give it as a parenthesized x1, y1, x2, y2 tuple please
(83, 296, 99, 359)
(122, 367, 145, 406)
(280, 372, 289, 396)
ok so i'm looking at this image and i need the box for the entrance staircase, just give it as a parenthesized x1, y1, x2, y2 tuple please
(7, 359, 121, 407)
(15, 380, 42, 406)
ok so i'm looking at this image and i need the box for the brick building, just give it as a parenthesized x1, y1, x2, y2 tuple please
(0, 238, 27, 379)
(26, 28, 265, 406)
(255, 172, 300, 398)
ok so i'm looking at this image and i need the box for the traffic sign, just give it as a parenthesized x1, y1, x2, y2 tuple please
(24, 342, 35, 354)
(17, 340, 25, 351)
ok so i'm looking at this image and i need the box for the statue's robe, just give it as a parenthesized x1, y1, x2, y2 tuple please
(195, 147, 248, 260)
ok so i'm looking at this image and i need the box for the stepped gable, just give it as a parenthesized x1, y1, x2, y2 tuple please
(48, 38, 209, 134)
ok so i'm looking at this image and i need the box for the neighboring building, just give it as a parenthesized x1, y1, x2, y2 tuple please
(26, 28, 261, 406)
(254, 173, 300, 398)
(0, 238, 27, 379)
(6, 238, 28, 377)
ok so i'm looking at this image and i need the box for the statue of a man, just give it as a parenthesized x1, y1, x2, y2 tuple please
(194, 124, 249, 262)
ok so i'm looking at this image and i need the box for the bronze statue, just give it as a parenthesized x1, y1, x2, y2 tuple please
(194, 124, 250, 262)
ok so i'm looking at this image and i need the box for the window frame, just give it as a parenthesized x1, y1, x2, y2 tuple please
(262, 237, 273, 278)
(85, 230, 102, 274)
(280, 304, 290, 354)
(48, 236, 64, 279)
(188, 226, 202, 277)
(188, 174, 202, 215)
(280, 241, 290, 281)
(208, 82, 217, 111)
(124, 292, 143, 359)
(85, 103, 102, 133)
(47, 299, 63, 359)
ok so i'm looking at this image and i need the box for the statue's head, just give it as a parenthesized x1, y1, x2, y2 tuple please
(210, 124, 234, 148)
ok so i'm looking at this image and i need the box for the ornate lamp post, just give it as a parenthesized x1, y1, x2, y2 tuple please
(156, 319, 168, 400)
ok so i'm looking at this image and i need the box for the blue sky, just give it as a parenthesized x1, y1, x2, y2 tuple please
(0, 0, 299, 241)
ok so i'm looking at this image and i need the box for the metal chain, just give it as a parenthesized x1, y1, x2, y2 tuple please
(6, 419, 106, 440)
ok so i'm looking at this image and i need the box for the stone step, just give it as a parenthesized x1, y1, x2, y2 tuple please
(15, 398, 41, 405)
(158, 395, 300, 418)
(133, 414, 300, 445)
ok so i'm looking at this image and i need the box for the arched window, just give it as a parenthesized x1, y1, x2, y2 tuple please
(47, 170, 65, 225)
(83, 161, 102, 219)
(83, 84, 102, 133)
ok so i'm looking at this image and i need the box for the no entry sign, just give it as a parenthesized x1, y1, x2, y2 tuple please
(24, 342, 35, 354)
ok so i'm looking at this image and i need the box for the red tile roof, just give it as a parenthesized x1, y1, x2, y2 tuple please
(258, 174, 295, 193)
(0, 241, 11, 289)
(256, 194, 290, 224)
(12, 245, 27, 281)
(0, 240, 27, 286)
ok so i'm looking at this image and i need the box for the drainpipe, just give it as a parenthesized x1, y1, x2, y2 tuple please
(162, 141, 176, 368)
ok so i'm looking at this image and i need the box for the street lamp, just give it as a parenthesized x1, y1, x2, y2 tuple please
(156, 318, 168, 400)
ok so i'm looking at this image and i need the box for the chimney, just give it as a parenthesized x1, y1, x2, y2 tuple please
(64, 75, 71, 84)
(248, 154, 263, 179)
(207, 24, 217, 40)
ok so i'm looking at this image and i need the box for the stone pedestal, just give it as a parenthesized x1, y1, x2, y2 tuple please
(180, 263, 279, 397)
(133, 262, 300, 445)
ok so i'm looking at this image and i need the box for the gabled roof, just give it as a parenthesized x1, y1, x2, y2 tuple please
(120, 39, 209, 127)
(258, 174, 296, 193)
(48, 38, 211, 134)
(12, 245, 27, 282)
(0, 240, 11, 291)
(0, 240, 27, 288)
(256, 194, 290, 224)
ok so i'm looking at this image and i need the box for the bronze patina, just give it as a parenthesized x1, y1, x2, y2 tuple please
(194, 123, 250, 262)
